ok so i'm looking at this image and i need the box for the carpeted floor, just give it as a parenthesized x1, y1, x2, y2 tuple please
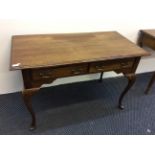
(0, 72, 155, 135)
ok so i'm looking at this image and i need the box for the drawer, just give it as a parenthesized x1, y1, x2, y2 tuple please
(31, 64, 88, 80)
(89, 58, 134, 73)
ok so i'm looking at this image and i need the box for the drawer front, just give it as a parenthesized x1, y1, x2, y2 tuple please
(31, 64, 88, 80)
(89, 58, 134, 73)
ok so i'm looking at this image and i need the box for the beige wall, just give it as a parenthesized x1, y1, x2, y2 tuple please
(0, 0, 155, 94)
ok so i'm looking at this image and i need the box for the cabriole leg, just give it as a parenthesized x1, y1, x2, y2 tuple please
(22, 88, 40, 130)
(118, 73, 136, 110)
(145, 72, 155, 94)
(99, 72, 104, 82)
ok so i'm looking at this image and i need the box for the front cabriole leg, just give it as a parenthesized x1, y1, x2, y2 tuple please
(22, 88, 40, 130)
(118, 73, 136, 110)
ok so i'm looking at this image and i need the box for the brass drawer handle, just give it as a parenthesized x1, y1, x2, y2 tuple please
(71, 68, 83, 75)
(95, 65, 105, 71)
(120, 62, 129, 68)
(39, 71, 51, 78)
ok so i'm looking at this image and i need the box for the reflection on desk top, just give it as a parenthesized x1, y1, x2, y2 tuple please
(11, 31, 149, 70)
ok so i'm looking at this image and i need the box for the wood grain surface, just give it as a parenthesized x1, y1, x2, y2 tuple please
(11, 31, 148, 70)
(141, 29, 155, 38)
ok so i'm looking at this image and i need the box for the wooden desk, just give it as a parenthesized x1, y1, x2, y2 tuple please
(11, 31, 148, 130)
(137, 29, 155, 94)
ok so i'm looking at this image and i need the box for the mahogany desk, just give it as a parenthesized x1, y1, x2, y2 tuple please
(137, 29, 155, 94)
(11, 31, 148, 130)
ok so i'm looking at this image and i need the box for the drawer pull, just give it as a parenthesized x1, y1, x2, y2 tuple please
(120, 62, 129, 68)
(71, 69, 83, 75)
(39, 72, 51, 78)
(95, 65, 105, 71)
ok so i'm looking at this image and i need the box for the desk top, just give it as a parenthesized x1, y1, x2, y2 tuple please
(141, 29, 155, 38)
(11, 31, 148, 70)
